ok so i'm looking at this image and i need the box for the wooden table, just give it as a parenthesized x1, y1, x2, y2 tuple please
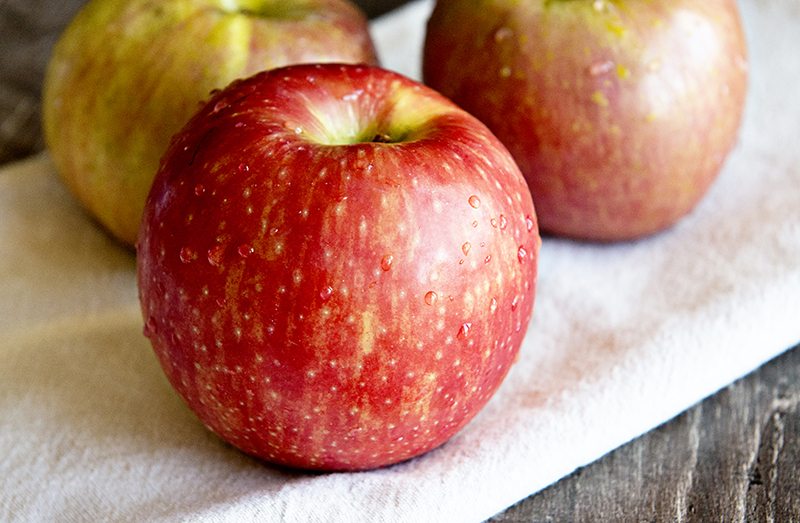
(2, 1, 797, 520)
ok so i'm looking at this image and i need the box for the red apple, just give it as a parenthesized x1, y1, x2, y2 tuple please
(137, 63, 540, 470)
(423, 0, 748, 241)
(43, 0, 378, 246)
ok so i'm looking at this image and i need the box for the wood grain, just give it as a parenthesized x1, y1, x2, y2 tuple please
(490, 343, 800, 522)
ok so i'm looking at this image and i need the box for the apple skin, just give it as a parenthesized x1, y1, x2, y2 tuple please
(42, 0, 378, 247)
(423, 0, 748, 241)
(137, 63, 540, 471)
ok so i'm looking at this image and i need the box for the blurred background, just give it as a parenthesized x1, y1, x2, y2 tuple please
(0, 0, 409, 165)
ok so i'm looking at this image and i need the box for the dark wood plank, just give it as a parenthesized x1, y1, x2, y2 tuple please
(0, 0, 84, 163)
(490, 343, 800, 522)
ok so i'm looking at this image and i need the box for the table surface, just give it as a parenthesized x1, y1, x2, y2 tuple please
(1, 1, 797, 521)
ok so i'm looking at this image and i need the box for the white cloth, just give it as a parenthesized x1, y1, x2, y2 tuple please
(2, 1, 799, 521)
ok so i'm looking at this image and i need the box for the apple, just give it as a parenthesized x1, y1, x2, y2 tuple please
(423, 0, 748, 241)
(42, 0, 378, 246)
(136, 63, 540, 471)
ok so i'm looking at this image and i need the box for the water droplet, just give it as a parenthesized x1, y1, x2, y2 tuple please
(525, 215, 535, 232)
(380, 254, 393, 272)
(234, 121, 246, 128)
(424, 291, 438, 305)
(494, 26, 513, 43)
(491, 218, 498, 228)
(468, 195, 481, 209)
(269, 227, 279, 236)
(457, 322, 472, 340)
(212, 100, 227, 114)
(238, 244, 254, 258)
(319, 286, 334, 301)
(511, 296, 519, 312)
(207, 244, 225, 266)
(215, 297, 227, 308)
(462, 242, 471, 256)
(472, 220, 479, 228)
(238, 163, 249, 173)
(490, 297, 498, 314)
(194, 184, 206, 196)
(143, 316, 157, 338)
(517, 246, 528, 263)
(588, 60, 614, 76)
(499, 214, 508, 230)
(484, 255, 492, 264)
(179, 247, 194, 264)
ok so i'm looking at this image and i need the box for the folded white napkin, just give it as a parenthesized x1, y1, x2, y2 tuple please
(2, 1, 799, 521)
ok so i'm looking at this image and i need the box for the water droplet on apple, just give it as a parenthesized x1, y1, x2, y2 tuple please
(484, 255, 492, 264)
(491, 218, 498, 228)
(511, 296, 519, 311)
(319, 286, 334, 301)
(207, 244, 225, 266)
(468, 195, 481, 209)
(212, 100, 228, 114)
(493, 26, 513, 43)
(194, 184, 206, 196)
(517, 246, 528, 263)
(525, 215, 535, 232)
(462, 242, 471, 256)
(499, 214, 508, 230)
(588, 60, 614, 76)
(490, 297, 498, 314)
(472, 220, 479, 228)
(424, 291, 438, 305)
(179, 247, 195, 264)
(238, 163, 249, 173)
(238, 244, 254, 258)
(143, 316, 157, 338)
(457, 322, 472, 340)
(380, 254, 394, 272)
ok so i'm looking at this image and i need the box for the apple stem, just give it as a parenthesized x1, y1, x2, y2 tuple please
(371, 133, 393, 143)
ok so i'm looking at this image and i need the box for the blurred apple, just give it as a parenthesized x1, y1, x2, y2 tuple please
(43, 0, 378, 246)
(424, 0, 748, 241)
(137, 63, 540, 470)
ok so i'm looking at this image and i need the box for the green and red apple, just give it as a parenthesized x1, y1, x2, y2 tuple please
(43, 0, 378, 246)
(424, 0, 748, 241)
(137, 63, 540, 470)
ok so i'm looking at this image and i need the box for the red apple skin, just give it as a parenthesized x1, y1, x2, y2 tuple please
(43, 0, 378, 247)
(423, 0, 748, 241)
(137, 63, 540, 471)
